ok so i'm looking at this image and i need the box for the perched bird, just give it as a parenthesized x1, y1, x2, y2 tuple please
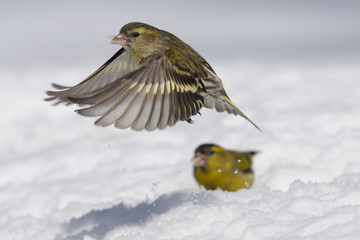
(46, 22, 259, 131)
(192, 144, 257, 191)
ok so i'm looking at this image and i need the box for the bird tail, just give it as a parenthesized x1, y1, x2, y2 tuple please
(204, 94, 261, 131)
(223, 96, 261, 131)
(229, 150, 257, 170)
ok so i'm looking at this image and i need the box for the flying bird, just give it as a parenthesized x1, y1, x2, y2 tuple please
(46, 22, 259, 131)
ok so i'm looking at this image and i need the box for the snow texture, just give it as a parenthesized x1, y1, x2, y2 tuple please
(1, 60, 360, 240)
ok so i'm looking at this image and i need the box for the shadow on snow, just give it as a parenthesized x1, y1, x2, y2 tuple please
(59, 190, 214, 240)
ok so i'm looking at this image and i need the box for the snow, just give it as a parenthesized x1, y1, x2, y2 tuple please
(1, 59, 360, 239)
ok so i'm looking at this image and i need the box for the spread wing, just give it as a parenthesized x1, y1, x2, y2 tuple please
(69, 53, 204, 131)
(45, 48, 140, 105)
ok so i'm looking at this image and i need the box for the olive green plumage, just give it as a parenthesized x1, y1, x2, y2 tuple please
(46, 22, 259, 131)
(193, 144, 257, 191)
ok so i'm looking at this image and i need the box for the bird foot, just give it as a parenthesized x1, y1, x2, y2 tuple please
(186, 117, 194, 124)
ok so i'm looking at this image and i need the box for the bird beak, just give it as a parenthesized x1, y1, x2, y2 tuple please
(192, 153, 207, 167)
(108, 33, 127, 46)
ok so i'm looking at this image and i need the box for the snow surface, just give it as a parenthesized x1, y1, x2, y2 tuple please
(1, 61, 360, 240)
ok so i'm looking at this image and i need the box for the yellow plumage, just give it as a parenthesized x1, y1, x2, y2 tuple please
(193, 144, 257, 191)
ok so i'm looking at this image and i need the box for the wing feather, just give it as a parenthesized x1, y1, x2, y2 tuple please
(145, 82, 161, 131)
(114, 83, 147, 129)
(169, 73, 180, 122)
(69, 78, 132, 105)
(46, 48, 140, 105)
(94, 82, 138, 127)
(76, 79, 133, 117)
(131, 83, 155, 131)
(175, 84, 185, 121)
(158, 80, 171, 129)
(48, 51, 205, 131)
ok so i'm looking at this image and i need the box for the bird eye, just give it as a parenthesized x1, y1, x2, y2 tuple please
(132, 32, 139, 37)
(207, 150, 215, 155)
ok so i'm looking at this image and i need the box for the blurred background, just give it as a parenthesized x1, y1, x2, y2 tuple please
(1, 0, 360, 69)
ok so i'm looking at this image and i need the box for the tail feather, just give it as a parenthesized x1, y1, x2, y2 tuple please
(204, 94, 261, 131)
(223, 96, 261, 131)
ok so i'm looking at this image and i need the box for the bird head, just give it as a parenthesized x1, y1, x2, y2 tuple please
(108, 22, 162, 61)
(192, 144, 229, 170)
